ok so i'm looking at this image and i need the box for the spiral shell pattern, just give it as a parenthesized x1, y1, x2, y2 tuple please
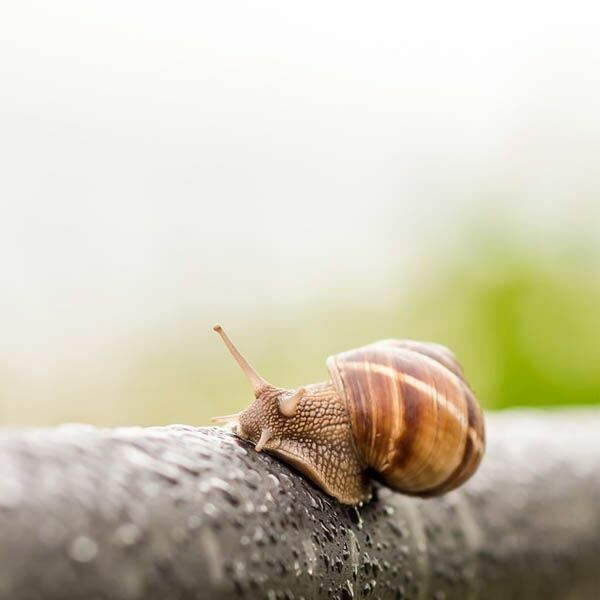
(327, 340, 485, 496)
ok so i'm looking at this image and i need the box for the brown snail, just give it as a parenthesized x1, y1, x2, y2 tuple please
(212, 325, 485, 505)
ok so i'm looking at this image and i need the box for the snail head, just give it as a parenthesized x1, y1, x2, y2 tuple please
(211, 325, 305, 452)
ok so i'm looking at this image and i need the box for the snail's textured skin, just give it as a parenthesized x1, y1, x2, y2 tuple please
(0, 411, 599, 599)
(238, 383, 369, 504)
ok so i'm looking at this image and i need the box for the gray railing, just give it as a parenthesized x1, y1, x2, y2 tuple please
(0, 410, 599, 599)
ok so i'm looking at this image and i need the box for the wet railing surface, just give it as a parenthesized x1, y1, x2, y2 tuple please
(0, 410, 599, 599)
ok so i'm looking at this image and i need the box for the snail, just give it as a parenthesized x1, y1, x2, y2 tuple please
(211, 325, 485, 505)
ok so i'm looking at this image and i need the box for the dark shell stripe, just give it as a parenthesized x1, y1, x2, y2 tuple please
(343, 363, 375, 465)
(390, 373, 425, 470)
(327, 340, 484, 496)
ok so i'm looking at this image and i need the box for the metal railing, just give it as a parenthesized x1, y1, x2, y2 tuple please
(0, 410, 599, 599)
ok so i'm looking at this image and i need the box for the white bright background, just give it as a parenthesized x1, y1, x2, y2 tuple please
(1, 2, 599, 424)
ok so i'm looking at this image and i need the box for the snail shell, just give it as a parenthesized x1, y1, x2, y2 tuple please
(327, 340, 485, 497)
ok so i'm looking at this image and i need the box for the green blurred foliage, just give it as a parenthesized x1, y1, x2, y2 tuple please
(122, 232, 600, 426)
(405, 235, 600, 410)
(2, 229, 598, 426)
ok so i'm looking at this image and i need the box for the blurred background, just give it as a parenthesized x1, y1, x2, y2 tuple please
(1, 1, 599, 426)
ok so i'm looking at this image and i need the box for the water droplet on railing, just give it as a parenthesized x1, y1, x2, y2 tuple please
(68, 535, 98, 563)
(114, 523, 142, 547)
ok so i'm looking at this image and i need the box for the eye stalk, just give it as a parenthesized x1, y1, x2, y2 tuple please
(212, 324, 304, 418)
(213, 324, 270, 395)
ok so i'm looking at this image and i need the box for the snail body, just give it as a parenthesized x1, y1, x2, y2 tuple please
(212, 326, 485, 505)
